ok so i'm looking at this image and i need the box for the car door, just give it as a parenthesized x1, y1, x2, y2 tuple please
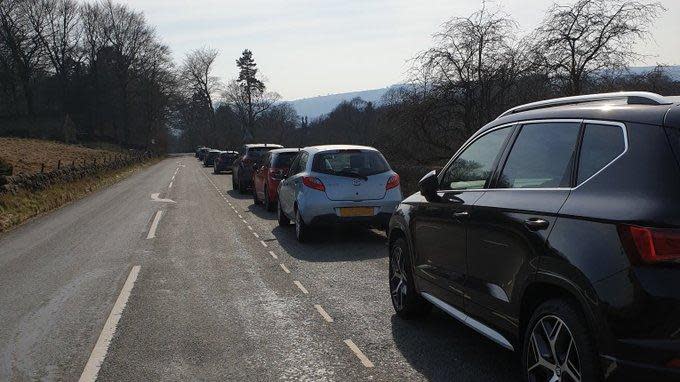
(412, 125, 514, 308)
(254, 153, 270, 199)
(465, 121, 582, 336)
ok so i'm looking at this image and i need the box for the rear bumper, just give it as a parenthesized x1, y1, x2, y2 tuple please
(308, 212, 393, 228)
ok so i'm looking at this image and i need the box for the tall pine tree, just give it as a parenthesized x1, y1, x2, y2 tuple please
(236, 49, 265, 140)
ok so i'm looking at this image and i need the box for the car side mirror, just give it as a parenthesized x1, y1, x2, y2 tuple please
(418, 170, 440, 202)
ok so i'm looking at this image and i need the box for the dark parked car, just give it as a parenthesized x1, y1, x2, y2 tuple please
(232, 144, 283, 194)
(203, 149, 221, 167)
(197, 147, 210, 161)
(214, 151, 240, 174)
(252, 148, 299, 211)
(195, 146, 207, 158)
(388, 92, 680, 381)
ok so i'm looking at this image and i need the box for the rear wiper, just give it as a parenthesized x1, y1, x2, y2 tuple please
(333, 170, 368, 181)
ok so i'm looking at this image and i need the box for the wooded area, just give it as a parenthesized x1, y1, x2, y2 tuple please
(1, 0, 678, 165)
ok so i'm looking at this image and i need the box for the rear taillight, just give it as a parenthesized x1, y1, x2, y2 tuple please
(302, 176, 325, 192)
(386, 174, 400, 190)
(618, 225, 680, 264)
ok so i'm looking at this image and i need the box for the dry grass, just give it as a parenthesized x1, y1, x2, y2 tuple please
(0, 158, 160, 233)
(0, 137, 120, 175)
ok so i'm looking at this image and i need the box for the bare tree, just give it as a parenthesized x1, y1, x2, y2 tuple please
(180, 47, 221, 127)
(223, 79, 279, 142)
(533, 0, 665, 95)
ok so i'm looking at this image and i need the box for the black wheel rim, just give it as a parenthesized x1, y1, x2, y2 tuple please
(527, 315, 582, 382)
(389, 245, 407, 311)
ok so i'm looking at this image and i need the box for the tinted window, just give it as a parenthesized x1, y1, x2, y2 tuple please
(298, 152, 309, 172)
(440, 127, 511, 190)
(577, 124, 625, 184)
(273, 152, 297, 168)
(311, 150, 390, 177)
(497, 122, 580, 189)
(288, 154, 301, 175)
(247, 147, 276, 157)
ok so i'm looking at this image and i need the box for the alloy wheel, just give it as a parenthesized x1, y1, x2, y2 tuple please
(389, 245, 408, 311)
(526, 315, 582, 382)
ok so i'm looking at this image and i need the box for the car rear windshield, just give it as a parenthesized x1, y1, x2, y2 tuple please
(311, 150, 390, 177)
(247, 147, 275, 157)
(272, 152, 297, 168)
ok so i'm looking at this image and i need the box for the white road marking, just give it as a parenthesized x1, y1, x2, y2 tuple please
(247, 225, 253, 230)
(314, 304, 334, 323)
(168, 181, 173, 189)
(260, 240, 268, 248)
(150, 193, 176, 203)
(269, 251, 278, 259)
(279, 263, 290, 273)
(79, 266, 141, 382)
(238, 214, 243, 219)
(253, 232, 260, 238)
(343, 339, 374, 368)
(146, 211, 163, 239)
(293, 280, 309, 294)
(242, 220, 248, 224)
(171, 175, 175, 181)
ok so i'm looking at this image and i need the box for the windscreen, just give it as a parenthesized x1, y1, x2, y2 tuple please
(272, 152, 297, 168)
(312, 150, 390, 177)
(247, 147, 276, 157)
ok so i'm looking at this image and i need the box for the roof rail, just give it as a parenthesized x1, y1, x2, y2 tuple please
(497, 91, 672, 119)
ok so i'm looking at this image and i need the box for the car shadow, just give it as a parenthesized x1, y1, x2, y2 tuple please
(247, 204, 277, 221)
(391, 310, 521, 381)
(270, 224, 387, 262)
(226, 189, 253, 200)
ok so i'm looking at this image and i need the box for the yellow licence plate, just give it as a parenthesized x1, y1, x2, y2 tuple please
(338, 207, 374, 217)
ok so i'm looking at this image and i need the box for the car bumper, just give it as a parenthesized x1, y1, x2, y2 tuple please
(298, 189, 401, 228)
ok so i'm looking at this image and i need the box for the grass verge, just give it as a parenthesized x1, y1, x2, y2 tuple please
(0, 157, 161, 233)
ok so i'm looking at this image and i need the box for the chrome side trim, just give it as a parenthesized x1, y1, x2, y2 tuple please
(421, 292, 515, 351)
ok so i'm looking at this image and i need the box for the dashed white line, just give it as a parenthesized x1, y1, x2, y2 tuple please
(238, 214, 243, 219)
(247, 225, 253, 230)
(79, 266, 141, 382)
(269, 251, 278, 259)
(242, 219, 247, 224)
(146, 211, 163, 239)
(253, 232, 260, 238)
(168, 181, 173, 189)
(314, 304, 334, 323)
(279, 263, 290, 273)
(343, 339, 374, 368)
(260, 240, 268, 248)
(293, 280, 309, 294)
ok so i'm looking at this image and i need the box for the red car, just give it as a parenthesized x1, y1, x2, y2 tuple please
(252, 148, 299, 211)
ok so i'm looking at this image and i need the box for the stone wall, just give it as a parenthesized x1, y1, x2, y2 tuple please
(0, 153, 152, 194)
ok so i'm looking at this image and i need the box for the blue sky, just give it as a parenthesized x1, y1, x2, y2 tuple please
(122, 0, 680, 100)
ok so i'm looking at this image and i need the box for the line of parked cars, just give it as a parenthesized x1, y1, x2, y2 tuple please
(200, 91, 680, 381)
(195, 147, 240, 174)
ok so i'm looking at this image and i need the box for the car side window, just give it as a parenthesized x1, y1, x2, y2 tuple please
(497, 122, 581, 189)
(288, 154, 301, 176)
(577, 123, 625, 185)
(262, 153, 271, 167)
(440, 127, 511, 190)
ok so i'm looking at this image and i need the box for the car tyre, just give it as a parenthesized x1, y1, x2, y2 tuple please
(295, 208, 309, 243)
(389, 237, 431, 318)
(278, 200, 290, 226)
(522, 299, 601, 382)
(232, 173, 238, 191)
(238, 175, 247, 195)
(253, 185, 261, 205)
(264, 186, 274, 212)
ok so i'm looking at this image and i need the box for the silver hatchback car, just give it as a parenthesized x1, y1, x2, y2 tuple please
(277, 145, 402, 242)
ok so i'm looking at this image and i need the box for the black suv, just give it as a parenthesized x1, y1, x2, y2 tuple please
(388, 92, 680, 381)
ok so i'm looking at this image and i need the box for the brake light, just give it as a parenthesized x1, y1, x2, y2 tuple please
(386, 174, 400, 190)
(618, 225, 680, 264)
(302, 176, 325, 192)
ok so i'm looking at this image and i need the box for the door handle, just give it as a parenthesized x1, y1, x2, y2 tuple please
(524, 218, 549, 231)
(453, 211, 470, 219)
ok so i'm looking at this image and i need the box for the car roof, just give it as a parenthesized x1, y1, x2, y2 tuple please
(268, 148, 300, 154)
(220, 150, 239, 154)
(208, 149, 221, 153)
(302, 144, 379, 154)
(481, 93, 680, 137)
(244, 143, 283, 148)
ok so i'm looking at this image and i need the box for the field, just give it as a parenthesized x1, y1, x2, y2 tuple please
(0, 138, 121, 175)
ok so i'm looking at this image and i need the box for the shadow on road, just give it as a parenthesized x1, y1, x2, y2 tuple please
(270, 224, 387, 262)
(226, 189, 253, 200)
(391, 310, 521, 381)
(247, 204, 277, 221)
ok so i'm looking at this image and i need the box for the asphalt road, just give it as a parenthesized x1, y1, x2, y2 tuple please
(0, 156, 521, 381)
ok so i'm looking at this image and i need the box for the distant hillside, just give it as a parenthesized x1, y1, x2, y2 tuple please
(287, 65, 680, 120)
